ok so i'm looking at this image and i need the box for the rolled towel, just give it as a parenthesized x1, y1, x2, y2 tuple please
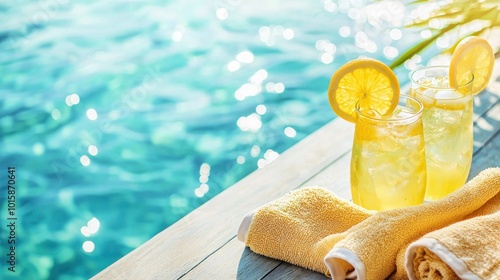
(324, 168, 500, 279)
(237, 187, 373, 275)
(391, 182, 500, 280)
(405, 211, 500, 280)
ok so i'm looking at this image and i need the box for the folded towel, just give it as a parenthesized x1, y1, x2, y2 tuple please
(404, 211, 500, 280)
(238, 168, 500, 280)
(237, 187, 374, 274)
(325, 168, 500, 279)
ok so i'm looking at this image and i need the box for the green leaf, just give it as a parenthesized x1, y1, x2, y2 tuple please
(389, 23, 458, 69)
(407, 0, 431, 4)
(391, 1, 500, 70)
(406, 10, 465, 28)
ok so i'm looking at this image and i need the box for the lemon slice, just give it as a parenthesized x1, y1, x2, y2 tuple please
(449, 36, 494, 95)
(328, 58, 400, 123)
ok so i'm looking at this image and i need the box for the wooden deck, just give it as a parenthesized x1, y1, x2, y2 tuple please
(92, 60, 500, 280)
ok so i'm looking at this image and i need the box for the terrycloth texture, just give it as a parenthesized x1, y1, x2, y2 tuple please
(325, 168, 500, 279)
(391, 171, 500, 280)
(239, 187, 373, 275)
(405, 211, 500, 280)
(239, 168, 500, 280)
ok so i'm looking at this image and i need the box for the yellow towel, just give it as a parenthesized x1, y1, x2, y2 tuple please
(325, 168, 500, 279)
(237, 187, 374, 274)
(405, 211, 500, 279)
(238, 168, 500, 279)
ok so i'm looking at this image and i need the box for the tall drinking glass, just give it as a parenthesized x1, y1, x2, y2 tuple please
(409, 66, 474, 201)
(351, 95, 426, 211)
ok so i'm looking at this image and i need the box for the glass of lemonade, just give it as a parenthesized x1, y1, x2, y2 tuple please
(409, 66, 474, 201)
(350, 94, 426, 211)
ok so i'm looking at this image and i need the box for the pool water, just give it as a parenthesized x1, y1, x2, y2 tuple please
(0, 0, 433, 279)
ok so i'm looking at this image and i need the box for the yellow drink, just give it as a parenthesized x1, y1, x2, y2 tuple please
(410, 67, 474, 200)
(351, 95, 426, 211)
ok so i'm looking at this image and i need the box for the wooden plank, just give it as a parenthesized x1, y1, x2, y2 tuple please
(469, 124, 500, 178)
(304, 152, 352, 199)
(473, 103, 500, 150)
(176, 238, 280, 280)
(92, 117, 355, 280)
(263, 263, 329, 280)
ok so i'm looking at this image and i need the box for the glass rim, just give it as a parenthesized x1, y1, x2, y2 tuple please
(409, 65, 475, 91)
(355, 94, 423, 123)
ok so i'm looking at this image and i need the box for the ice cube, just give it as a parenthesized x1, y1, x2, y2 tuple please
(423, 89, 436, 98)
(434, 90, 462, 100)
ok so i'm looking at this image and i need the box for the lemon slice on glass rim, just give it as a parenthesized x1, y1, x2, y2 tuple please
(328, 58, 400, 123)
(449, 36, 495, 95)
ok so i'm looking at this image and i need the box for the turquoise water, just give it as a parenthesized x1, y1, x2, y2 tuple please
(0, 0, 431, 279)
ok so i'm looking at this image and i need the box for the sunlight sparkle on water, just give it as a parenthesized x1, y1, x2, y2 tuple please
(33, 143, 45, 155)
(172, 31, 183, 42)
(412, 55, 422, 63)
(81, 226, 91, 237)
(80, 155, 90, 166)
(199, 163, 210, 184)
(195, 184, 210, 197)
(316, 39, 337, 54)
(171, 25, 185, 42)
(216, 8, 228, 20)
(81, 217, 100, 237)
(411, 3, 439, 22)
(237, 156, 246, 164)
(283, 28, 294, 40)
(235, 83, 261, 100)
(250, 145, 260, 157)
(436, 36, 450, 49)
(86, 108, 98, 120)
(236, 51, 254, 63)
(237, 114, 262, 132)
(258, 25, 293, 45)
(88, 145, 98, 156)
(195, 163, 210, 197)
(265, 82, 285, 93)
(200, 184, 209, 193)
(389, 29, 402, 40)
(324, 0, 338, 13)
(284, 127, 297, 138)
(51, 109, 61, 120)
(257, 149, 280, 169)
(404, 60, 418, 71)
(199, 176, 208, 184)
(256, 104, 267, 115)
(429, 18, 444, 29)
(338, 0, 350, 13)
(227, 60, 241, 72)
(200, 163, 210, 175)
(339, 26, 351, 37)
(321, 53, 334, 64)
(250, 69, 268, 85)
(87, 218, 100, 234)
(65, 93, 80, 106)
(70, 94, 80, 104)
(82, 241, 95, 253)
(421, 30, 432, 39)
(383, 46, 399, 59)
(354, 31, 377, 53)
(259, 26, 271, 42)
(274, 83, 284, 93)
